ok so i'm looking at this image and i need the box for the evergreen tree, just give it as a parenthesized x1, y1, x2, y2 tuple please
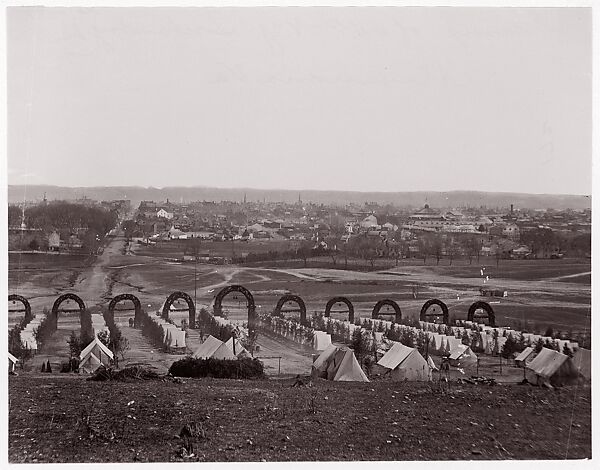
(534, 338, 544, 353)
(400, 329, 415, 348)
(41, 361, 46, 373)
(501, 334, 518, 359)
(351, 328, 367, 362)
(461, 330, 470, 346)
(563, 343, 573, 358)
(67, 330, 81, 357)
(46, 360, 52, 373)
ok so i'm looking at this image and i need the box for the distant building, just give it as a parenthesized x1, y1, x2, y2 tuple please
(502, 223, 520, 240)
(48, 231, 61, 251)
(156, 209, 174, 219)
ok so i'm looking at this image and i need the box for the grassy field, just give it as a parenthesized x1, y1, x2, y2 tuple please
(8, 375, 591, 462)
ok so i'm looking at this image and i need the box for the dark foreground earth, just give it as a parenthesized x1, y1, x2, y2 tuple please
(8, 374, 591, 462)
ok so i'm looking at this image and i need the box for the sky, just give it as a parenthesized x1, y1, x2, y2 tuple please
(6, 6, 592, 195)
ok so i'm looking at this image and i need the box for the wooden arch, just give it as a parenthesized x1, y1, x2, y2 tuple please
(108, 293, 143, 326)
(371, 299, 402, 323)
(467, 301, 496, 327)
(273, 294, 307, 326)
(52, 293, 86, 317)
(324, 296, 354, 324)
(420, 299, 449, 324)
(162, 291, 196, 328)
(8, 294, 33, 322)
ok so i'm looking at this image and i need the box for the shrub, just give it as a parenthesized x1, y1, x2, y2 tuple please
(168, 357, 265, 379)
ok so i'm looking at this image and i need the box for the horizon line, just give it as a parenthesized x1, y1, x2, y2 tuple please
(6, 183, 591, 199)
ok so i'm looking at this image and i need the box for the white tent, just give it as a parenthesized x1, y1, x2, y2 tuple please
(429, 333, 444, 352)
(194, 335, 226, 359)
(164, 326, 186, 349)
(210, 343, 237, 360)
(445, 336, 462, 352)
(8, 352, 18, 372)
(476, 333, 492, 355)
(377, 343, 431, 381)
(572, 348, 591, 380)
(80, 352, 103, 373)
(79, 336, 114, 373)
(331, 348, 369, 382)
(448, 344, 478, 367)
(313, 331, 332, 351)
(311, 345, 369, 382)
(526, 347, 581, 387)
(515, 347, 536, 367)
(225, 337, 249, 358)
(427, 355, 438, 371)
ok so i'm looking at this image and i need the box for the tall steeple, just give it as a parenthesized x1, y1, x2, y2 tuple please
(244, 192, 247, 204)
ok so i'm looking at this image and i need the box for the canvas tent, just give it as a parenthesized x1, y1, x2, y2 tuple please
(515, 347, 536, 367)
(377, 343, 432, 381)
(427, 355, 438, 371)
(193, 335, 236, 360)
(572, 348, 591, 380)
(313, 331, 332, 351)
(225, 337, 249, 358)
(79, 336, 114, 373)
(164, 327, 186, 349)
(448, 344, 478, 367)
(526, 347, 581, 387)
(445, 336, 462, 352)
(311, 345, 369, 382)
(8, 352, 18, 373)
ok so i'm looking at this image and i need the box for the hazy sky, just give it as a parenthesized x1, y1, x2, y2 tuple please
(7, 7, 592, 195)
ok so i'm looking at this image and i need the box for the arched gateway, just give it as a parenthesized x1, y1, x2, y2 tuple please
(108, 294, 143, 326)
(273, 294, 307, 326)
(420, 299, 449, 324)
(162, 291, 196, 327)
(467, 301, 496, 327)
(324, 297, 355, 324)
(213, 285, 257, 331)
(52, 293, 86, 317)
(8, 294, 33, 322)
(371, 299, 402, 323)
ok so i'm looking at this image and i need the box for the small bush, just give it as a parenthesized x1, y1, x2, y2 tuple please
(168, 357, 265, 379)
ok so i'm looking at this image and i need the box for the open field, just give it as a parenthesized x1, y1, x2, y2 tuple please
(9, 235, 591, 338)
(8, 375, 591, 462)
(8, 233, 591, 369)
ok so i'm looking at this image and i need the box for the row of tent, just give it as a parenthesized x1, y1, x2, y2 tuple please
(311, 340, 466, 383)
(193, 335, 249, 360)
(524, 347, 590, 387)
(148, 315, 187, 350)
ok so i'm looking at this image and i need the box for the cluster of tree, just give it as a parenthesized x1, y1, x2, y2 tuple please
(10, 201, 118, 235)
(32, 309, 57, 351)
(521, 228, 590, 258)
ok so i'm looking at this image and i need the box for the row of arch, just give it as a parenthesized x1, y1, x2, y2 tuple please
(9, 285, 496, 328)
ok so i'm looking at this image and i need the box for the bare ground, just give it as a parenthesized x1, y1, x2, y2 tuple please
(8, 375, 591, 463)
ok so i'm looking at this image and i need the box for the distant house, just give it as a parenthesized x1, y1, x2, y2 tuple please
(502, 223, 520, 240)
(512, 245, 532, 259)
(157, 209, 174, 220)
(48, 231, 61, 252)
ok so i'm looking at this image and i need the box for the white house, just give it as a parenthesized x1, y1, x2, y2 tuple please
(157, 209, 174, 220)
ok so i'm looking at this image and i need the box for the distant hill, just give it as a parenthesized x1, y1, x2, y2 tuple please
(7, 185, 591, 210)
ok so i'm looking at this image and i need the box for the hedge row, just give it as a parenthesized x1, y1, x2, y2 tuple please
(169, 356, 265, 379)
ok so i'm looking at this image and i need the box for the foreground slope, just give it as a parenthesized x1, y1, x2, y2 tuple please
(9, 375, 590, 462)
